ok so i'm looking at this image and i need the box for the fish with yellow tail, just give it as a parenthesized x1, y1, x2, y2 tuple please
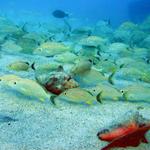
(55, 88, 100, 105)
(7, 60, 35, 71)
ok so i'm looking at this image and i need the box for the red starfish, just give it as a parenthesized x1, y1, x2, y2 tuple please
(97, 122, 150, 150)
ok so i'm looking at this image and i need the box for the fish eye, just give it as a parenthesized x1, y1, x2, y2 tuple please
(64, 93, 66, 95)
(0, 79, 1, 81)
(88, 59, 93, 63)
(146, 59, 150, 64)
(14, 82, 17, 85)
(121, 90, 124, 93)
(139, 78, 142, 81)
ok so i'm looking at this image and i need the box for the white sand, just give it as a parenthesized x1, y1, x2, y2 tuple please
(0, 53, 150, 150)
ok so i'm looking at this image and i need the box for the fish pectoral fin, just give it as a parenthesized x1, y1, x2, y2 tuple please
(120, 64, 125, 69)
(39, 98, 45, 102)
(21, 87, 26, 92)
(86, 100, 92, 105)
(123, 92, 128, 101)
(96, 91, 103, 103)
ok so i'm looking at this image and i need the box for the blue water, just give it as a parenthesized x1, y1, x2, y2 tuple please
(0, 0, 150, 26)
(0, 1, 150, 150)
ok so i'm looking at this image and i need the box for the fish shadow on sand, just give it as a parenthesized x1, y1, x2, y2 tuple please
(0, 114, 18, 123)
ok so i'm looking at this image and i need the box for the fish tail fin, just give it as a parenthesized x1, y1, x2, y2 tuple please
(50, 95, 57, 105)
(63, 18, 72, 33)
(21, 22, 28, 33)
(108, 71, 115, 85)
(31, 62, 36, 70)
(96, 91, 103, 103)
(39, 98, 45, 102)
(66, 13, 69, 18)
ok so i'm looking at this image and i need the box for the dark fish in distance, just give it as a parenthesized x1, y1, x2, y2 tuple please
(0, 115, 18, 123)
(52, 10, 69, 18)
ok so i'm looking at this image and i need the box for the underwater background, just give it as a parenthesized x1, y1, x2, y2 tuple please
(1, 0, 150, 26)
(0, 0, 150, 150)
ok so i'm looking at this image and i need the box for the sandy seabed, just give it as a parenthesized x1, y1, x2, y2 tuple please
(0, 52, 150, 150)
